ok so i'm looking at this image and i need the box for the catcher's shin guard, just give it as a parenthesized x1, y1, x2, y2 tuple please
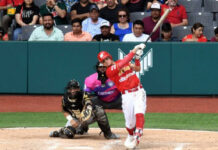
(49, 130, 59, 137)
(95, 105, 119, 139)
(59, 126, 76, 139)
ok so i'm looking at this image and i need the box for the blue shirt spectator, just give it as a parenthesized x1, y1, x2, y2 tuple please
(82, 4, 108, 37)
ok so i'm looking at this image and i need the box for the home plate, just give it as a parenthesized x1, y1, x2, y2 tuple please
(64, 146, 94, 149)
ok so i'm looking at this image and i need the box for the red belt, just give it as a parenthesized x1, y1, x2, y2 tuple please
(121, 85, 143, 94)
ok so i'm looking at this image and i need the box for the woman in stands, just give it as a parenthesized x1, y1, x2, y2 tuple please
(182, 22, 207, 42)
(13, 0, 39, 40)
(110, 7, 132, 41)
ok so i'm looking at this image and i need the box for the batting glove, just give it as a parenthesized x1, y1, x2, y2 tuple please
(135, 49, 143, 59)
(134, 43, 146, 51)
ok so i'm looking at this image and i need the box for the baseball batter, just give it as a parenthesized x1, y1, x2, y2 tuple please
(97, 43, 146, 149)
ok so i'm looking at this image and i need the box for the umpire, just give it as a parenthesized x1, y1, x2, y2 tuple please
(49, 79, 119, 139)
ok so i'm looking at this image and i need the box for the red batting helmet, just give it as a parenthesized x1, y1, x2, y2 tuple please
(97, 51, 112, 62)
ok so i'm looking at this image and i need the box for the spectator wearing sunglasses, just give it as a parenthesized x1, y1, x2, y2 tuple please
(110, 7, 132, 41)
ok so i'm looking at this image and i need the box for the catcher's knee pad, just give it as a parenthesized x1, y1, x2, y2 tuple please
(95, 105, 107, 121)
(63, 126, 76, 139)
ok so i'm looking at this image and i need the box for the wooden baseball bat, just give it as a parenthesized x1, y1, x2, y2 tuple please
(144, 8, 171, 44)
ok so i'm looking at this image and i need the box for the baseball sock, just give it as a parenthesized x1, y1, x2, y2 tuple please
(135, 113, 145, 144)
(126, 127, 134, 135)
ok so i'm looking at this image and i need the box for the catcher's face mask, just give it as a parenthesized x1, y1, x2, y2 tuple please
(67, 88, 80, 99)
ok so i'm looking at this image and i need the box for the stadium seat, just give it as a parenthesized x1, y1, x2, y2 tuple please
(172, 26, 192, 41)
(56, 25, 72, 34)
(34, 0, 46, 7)
(187, 12, 214, 26)
(20, 25, 40, 41)
(203, 0, 218, 12)
(204, 26, 217, 41)
(130, 12, 151, 22)
(178, 0, 202, 13)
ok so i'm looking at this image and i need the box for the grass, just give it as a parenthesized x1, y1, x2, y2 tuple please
(1, 112, 218, 131)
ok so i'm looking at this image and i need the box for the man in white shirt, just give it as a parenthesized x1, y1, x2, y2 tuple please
(82, 4, 108, 37)
(123, 20, 151, 42)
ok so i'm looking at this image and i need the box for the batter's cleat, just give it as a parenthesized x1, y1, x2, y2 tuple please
(104, 132, 120, 139)
(124, 135, 135, 149)
(49, 131, 59, 137)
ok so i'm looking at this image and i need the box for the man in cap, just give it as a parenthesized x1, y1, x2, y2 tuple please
(82, 4, 108, 37)
(92, 20, 119, 41)
(143, 2, 168, 41)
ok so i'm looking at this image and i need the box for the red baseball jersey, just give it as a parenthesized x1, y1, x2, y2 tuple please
(161, 4, 187, 24)
(106, 60, 140, 92)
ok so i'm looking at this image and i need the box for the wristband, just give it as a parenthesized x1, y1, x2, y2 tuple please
(135, 59, 140, 66)
(66, 115, 73, 121)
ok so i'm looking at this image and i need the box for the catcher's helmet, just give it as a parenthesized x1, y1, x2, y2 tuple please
(66, 79, 80, 90)
(97, 51, 112, 62)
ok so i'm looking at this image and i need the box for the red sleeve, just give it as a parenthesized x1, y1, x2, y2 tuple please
(181, 6, 187, 19)
(117, 52, 135, 68)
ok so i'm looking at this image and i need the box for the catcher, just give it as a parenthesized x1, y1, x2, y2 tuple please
(49, 79, 119, 139)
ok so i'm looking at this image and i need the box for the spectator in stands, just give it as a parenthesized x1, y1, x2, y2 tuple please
(29, 13, 64, 41)
(99, 0, 121, 24)
(84, 62, 122, 109)
(92, 20, 119, 41)
(13, 0, 39, 40)
(147, 0, 166, 10)
(62, 0, 78, 13)
(0, 26, 8, 40)
(64, 18, 92, 41)
(121, 0, 146, 13)
(161, 0, 188, 28)
(1, 0, 23, 37)
(143, 2, 165, 41)
(40, 0, 67, 25)
(90, 0, 107, 10)
(123, 20, 151, 42)
(110, 7, 132, 41)
(182, 22, 207, 42)
(210, 27, 218, 42)
(82, 4, 108, 37)
(70, 0, 95, 21)
(156, 22, 178, 41)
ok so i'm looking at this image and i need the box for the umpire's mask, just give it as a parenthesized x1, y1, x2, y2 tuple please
(96, 62, 108, 86)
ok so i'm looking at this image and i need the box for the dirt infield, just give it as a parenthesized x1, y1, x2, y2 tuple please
(1, 95, 218, 150)
(0, 128, 218, 150)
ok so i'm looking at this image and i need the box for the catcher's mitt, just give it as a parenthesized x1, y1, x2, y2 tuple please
(80, 105, 93, 122)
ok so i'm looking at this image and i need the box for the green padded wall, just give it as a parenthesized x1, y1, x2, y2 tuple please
(172, 43, 218, 94)
(28, 42, 99, 94)
(0, 42, 27, 93)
